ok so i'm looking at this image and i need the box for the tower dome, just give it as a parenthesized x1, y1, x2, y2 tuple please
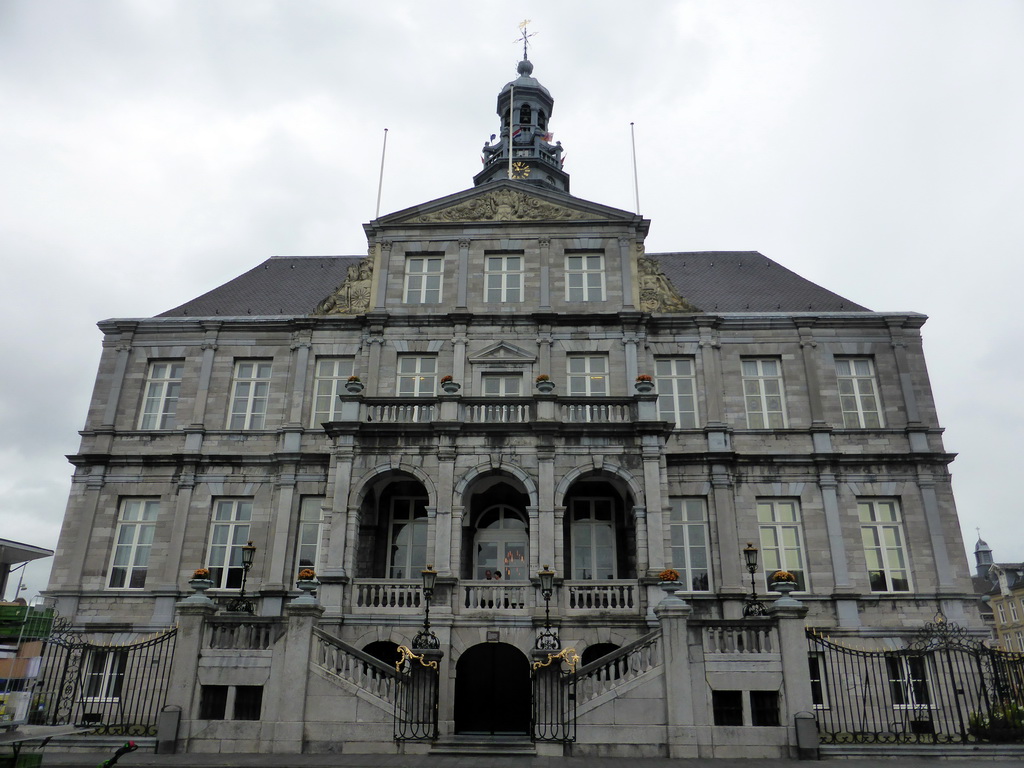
(473, 56, 570, 192)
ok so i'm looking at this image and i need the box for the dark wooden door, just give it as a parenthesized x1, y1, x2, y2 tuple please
(454, 642, 530, 734)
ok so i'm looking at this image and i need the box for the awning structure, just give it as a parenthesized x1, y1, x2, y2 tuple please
(0, 539, 53, 566)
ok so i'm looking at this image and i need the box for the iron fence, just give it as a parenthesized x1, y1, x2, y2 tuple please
(34, 620, 176, 736)
(808, 616, 1024, 744)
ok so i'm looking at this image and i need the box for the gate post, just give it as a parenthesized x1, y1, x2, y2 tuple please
(770, 598, 812, 754)
(166, 597, 217, 751)
(397, 647, 442, 740)
(275, 598, 326, 752)
(654, 590, 697, 758)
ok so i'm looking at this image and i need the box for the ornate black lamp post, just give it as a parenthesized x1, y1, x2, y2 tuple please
(226, 541, 257, 614)
(535, 565, 560, 650)
(742, 542, 768, 617)
(412, 565, 440, 649)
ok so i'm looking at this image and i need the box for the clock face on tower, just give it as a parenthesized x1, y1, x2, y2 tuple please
(510, 161, 531, 179)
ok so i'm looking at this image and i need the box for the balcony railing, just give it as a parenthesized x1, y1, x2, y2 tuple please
(461, 581, 530, 611)
(353, 579, 423, 613)
(564, 581, 637, 612)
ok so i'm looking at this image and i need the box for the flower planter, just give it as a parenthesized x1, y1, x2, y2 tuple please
(345, 381, 364, 394)
(441, 381, 461, 394)
(635, 380, 655, 394)
(535, 380, 555, 394)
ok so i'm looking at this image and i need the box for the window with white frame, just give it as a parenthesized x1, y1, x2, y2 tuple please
(757, 499, 807, 591)
(138, 361, 185, 429)
(311, 357, 354, 425)
(484, 253, 524, 303)
(565, 253, 605, 302)
(809, 653, 829, 708)
(227, 361, 272, 430)
(397, 356, 437, 397)
(107, 499, 159, 589)
(1011, 601, 1020, 622)
(742, 358, 787, 428)
(668, 498, 711, 591)
(295, 497, 324, 578)
(998, 603, 1007, 624)
(655, 358, 698, 428)
(567, 355, 608, 396)
(858, 499, 911, 593)
(1017, 632, 1024, 653)
(403, 256, 443, 304)
(82, 650, 127, 701)
(835, 357, 884, 428)
(473, 505, 529, 580)
(388, 496, 428, 579)
(570, 498, 616, 579)
(887, 655, 931, 709)
(481, 373, 523, 397)
(206, 499, 253, 589)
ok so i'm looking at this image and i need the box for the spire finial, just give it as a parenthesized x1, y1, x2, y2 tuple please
(516, 20, 536, 61)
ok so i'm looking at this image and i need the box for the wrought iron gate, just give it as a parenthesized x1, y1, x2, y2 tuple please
(531, 648, 578, 743)
(393, 646, 440, 741)
(35, 621, 177, 736)
(808, 615, 1024, 744)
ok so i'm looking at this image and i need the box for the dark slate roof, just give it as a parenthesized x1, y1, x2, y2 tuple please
(651, 251, 869, 313)
(158, 251, 868, 317)
(158, 256, 359, 317)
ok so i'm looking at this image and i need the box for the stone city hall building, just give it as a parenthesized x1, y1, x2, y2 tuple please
(41, 55, 1006, 759)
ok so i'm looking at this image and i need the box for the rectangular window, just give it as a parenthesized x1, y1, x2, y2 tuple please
(206, 499, 253, 589)
(570, 498, 616, 579)
(227, 360, 272, 430)
(481, 374, 523, 397)
(233, 686, 263, 721)
(403, 256, 443, 304)
(1011, 601, 1020, 622)
(750, 690, 780, 726)
(887, 655, 931, 708)
(388, 496, 428, 579)
(668, 498, 711, 591)
(712, 690, 744, 726)
(82, 650, 127, 701)
(565, 253, 605, 302)
(107, 499, 159, 589)
(859, 499, 911, 593)
(485, 253, 524, 303)
(199, 685, 228, 720)
(809, 653, 829, 709)
(835, 357, 884, 428)
(138, 361, 184, 430)
(757, 499, 808, 591)
(295, 497, 324, 577)
(655, 357, 698, 428)
(567, 355, 608, 396)
(1017, 632, 1024, 653)
(997, 603, 1006, 624)
(397, 356, 437, 397)
(311, 357, 354, 425)
(742, 358, 787, 428)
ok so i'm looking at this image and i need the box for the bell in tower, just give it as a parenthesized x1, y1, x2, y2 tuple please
(474, 29, 570, 193)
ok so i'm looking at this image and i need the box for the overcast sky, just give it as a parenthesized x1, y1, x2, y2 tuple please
(2, 1, 1022, 600)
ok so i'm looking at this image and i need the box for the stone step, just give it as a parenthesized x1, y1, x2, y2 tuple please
(429, 735, 537, 756)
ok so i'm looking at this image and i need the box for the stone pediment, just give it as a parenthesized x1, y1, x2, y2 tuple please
(468, 341, 537, 365)
(410, 187, 590, 223)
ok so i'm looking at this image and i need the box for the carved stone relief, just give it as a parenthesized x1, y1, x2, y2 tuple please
(410, 188, 590, 223)
(314, 257, 374, 315)
(637, 257, 700, 313)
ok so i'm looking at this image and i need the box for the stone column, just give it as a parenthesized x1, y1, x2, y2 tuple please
(619, 237, 636, 309)
(456, 238, 470, 309)
(641, 442, 666, 574)
(274, 600, 326, 753)
(100, 335, 135, 429)
(188, 326, 221, 434)
(633, 505, 650, 576)
(537, 448, 557, 571)
(654, 591, 698, 758)
(798, 324, 834, 453)
(918, 471, 955, 589)
(434, 446, 456, 578)
(711, 467, 746, 618)
(286, 336, 311, 428)
(539, 237, 551, 310)
(373, 240, 392, 308)
(821, 474, 859, 627)
(166, 598, 217, 751)
(770, 599, 813, 751)
(887, 319, 929, 452)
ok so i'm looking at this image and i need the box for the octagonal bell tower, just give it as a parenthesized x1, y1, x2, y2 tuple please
(473, 55, 570, 193)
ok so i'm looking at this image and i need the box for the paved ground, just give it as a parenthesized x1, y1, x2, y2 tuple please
(33, 752, 1024, 768)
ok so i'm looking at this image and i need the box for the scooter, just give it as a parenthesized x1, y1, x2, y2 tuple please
(98, 741, 138, 767)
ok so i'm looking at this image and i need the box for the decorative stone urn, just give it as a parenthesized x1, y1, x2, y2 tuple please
(293, 580, 320, 605)
(535, 378, 555, 394)
(345, 380, 364, 394)
(440, 380, 461, 394)
(635, 380, 655, 394)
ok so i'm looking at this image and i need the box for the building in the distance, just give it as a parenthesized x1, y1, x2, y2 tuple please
(43, 53, 994, 759)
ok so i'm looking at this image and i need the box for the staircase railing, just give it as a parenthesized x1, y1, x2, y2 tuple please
(573, 629, 662, 704)
(311, 627, 399, 704)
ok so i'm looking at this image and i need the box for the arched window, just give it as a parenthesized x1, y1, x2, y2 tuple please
(519, 103, 532, 125)
(473, 505, 528, 580)
(570, 498, 616, 579)
(388, 495, 427, 579)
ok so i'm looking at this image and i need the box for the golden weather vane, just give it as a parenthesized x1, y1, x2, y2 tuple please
(516, 20, 537, 59)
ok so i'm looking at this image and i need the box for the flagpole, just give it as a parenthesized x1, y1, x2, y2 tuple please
(375, 128, 389, 219)
(508, 85, 514, 179)
(630, 122, 640, 214)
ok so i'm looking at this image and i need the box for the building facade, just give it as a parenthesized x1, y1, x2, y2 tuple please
(44, 56, 983, 758)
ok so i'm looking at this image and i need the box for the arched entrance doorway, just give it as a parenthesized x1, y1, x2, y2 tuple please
(454, 642, 530, 734)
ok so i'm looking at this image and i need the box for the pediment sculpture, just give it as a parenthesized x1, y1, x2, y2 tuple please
(314, 257, 374, 315)
(638, 257, 700, 313)
(411, 188, 591, 223)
